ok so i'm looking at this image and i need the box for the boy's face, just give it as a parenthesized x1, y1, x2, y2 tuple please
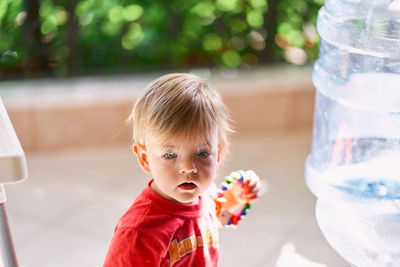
(134, 130, 222, 204)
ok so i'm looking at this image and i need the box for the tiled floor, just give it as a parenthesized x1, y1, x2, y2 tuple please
(4, 130, 350, 267)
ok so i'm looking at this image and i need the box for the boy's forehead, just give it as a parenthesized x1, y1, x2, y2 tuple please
(167, 135, 215, 147)
(151, 130, 218, 149)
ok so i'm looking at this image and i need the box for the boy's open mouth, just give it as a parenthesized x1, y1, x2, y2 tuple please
(178, 182, 197, 190)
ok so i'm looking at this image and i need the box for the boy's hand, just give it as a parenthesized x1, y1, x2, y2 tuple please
(241, 170, 261, 202)
(216, 170, 263, 226)
(217, 170, 263, 215)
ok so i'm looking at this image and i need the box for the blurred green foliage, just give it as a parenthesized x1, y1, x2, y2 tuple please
(0, 0, 24, 70)
(0, 0, 323, 78)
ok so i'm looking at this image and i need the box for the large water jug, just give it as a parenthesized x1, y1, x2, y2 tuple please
(305, 0, 400, 266)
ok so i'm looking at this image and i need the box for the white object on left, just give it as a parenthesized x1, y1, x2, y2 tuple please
(0, 97, 27, 185)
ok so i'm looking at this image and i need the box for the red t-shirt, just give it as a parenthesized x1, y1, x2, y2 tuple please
(104, 180, 219, 267)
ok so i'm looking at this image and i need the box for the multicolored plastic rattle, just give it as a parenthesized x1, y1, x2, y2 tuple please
(214, 170, 251, 227)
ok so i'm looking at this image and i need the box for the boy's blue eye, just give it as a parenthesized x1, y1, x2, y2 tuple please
(197, 151, 209, 158)
(163, 153, 177, 159)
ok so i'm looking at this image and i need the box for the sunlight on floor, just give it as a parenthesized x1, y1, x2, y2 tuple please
(275, 243, 328, 267)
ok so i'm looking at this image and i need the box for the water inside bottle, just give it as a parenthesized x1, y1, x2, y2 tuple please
(309, 154, 400, 266)
(306, 151, 400, 212)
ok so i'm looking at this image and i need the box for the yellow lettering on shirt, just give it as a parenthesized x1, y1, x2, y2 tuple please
(168, 240, 180, 264)
(197, 235, 203, 247)
(168, 228, 218, 266)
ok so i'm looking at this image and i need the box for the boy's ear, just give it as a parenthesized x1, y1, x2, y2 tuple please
(133, 143, 151, 173)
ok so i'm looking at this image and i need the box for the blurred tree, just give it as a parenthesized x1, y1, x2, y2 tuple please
(23, 0, 49, 75)
(263, 0, 278, 62)
(0, 0, 323, 79)
(52, 0, 79, 75)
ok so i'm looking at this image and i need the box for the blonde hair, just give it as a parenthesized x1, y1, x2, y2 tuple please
(129, 73, 233, 150)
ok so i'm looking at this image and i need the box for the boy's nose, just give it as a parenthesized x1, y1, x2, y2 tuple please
(180, 158, 197, 174)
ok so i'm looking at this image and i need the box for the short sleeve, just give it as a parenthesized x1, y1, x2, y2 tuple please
(103, 227, 163, 267)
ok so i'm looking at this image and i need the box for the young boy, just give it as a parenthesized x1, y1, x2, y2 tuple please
(104, 73, 261, 267)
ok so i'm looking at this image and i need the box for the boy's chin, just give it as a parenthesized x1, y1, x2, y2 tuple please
(176, 194, 200, 204)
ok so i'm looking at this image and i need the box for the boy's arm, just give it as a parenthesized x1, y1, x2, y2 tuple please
(104, 228, 163, 267)
(205, 183, 231, 227)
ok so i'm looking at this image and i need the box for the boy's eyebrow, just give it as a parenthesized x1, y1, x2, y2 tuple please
(161, 143, 212, 150)
(161, 144, 176, 149)
(199, 143, 212, 149)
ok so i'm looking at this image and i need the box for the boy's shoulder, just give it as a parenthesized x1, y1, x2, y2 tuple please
(113, 186, 191, 251)
(116, 186, 183, 234)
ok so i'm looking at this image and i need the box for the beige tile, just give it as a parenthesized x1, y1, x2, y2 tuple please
(6, 76, 315, 153)
(7, 108, 37, 152)
(288, 85, 315, 130)
(32, 102, 132, 151)
(223, 91, 293, 134)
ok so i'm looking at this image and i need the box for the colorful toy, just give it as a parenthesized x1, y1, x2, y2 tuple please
(214, 170, 252, 227)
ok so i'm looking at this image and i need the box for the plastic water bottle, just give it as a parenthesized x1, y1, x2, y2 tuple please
(305, 0, 400, 266)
